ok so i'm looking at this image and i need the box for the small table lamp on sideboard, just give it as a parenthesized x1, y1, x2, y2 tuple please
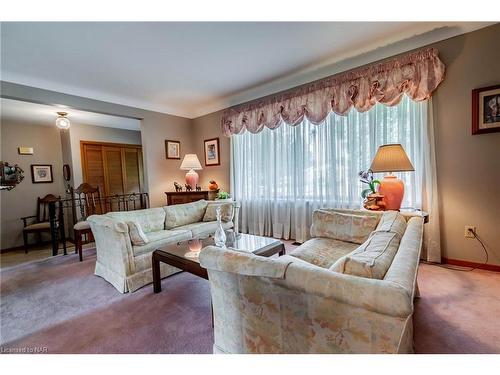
(180, 154, 202, 187)
(370, 144, 414, 211)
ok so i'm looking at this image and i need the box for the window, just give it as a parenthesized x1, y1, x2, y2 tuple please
(231, 96, 428, 241)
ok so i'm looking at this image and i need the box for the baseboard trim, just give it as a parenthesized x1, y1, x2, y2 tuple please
(0, 246, 21, 254)
(442, 257, 500, 272)
(1, 240, 76, 254)
(0, 242, 51, 254)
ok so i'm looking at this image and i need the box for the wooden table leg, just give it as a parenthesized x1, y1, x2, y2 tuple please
(211, 299, 214, 328)
(152, 252, 162, 293)
(278, 243, 286, 256)
(49, 202, 59, 257)
(77, 232, 83, 262)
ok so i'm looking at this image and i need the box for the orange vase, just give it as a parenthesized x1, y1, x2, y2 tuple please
(378, 175, 404, 210)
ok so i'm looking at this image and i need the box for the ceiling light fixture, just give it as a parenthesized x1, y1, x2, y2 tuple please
(55, 111, 70, 129)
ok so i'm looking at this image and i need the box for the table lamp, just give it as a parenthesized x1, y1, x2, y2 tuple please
(370, 144, 414, 210)
(180, 154, 202, 187)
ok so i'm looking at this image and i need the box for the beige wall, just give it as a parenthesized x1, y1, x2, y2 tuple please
(0, 120, 66, 249)
(60, 128, 74, 188)
(431, 24, 500, 266)
(190, 24, 500, 266)
(191, 110, 231, 192)
(139, 112, 193, 207)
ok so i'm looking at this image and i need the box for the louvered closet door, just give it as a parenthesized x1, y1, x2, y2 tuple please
(81, 141, 144, 201)
(123, 148, 144, 194)
(102, 146, 125, 195)
(81, 144, 106, 195)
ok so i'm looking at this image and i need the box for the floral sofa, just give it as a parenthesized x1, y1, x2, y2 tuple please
(87, 199, 239, 293)
(199, 209, 424, 354)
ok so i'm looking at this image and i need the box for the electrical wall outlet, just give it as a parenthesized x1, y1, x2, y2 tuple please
(464, 225, 476, 238)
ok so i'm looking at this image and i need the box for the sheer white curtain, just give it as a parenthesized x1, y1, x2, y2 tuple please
(231, 96, 441, 261)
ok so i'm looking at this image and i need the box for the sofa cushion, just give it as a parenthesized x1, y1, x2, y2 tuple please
(375, 210, 407, 237)
(107, 208, 165, 233)
(310, 210, 380, 244)
(330, 231, 401, 279)
(203, 202, 234, 222)
(127, 221, 149, 246)
(132, 229, 192, 257)
(175, 221, 233, 238)
(289, 237, 358, 269)
(164, 200, 208, 229)
(73, 220, 90, 230)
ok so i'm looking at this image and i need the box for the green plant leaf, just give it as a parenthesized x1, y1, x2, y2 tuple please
(217, 191, 229, 199)
(373, 179, 381, 185)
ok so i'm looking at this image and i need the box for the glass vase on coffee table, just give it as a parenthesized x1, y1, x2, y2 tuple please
(214, 206, 227, 247)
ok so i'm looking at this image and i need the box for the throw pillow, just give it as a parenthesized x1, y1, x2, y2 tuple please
(330, 231, 401, 279)
(203, 202, 234, 222)
(127, 221, 149, 246)
(310, 210, 380, 244)
(164, 200, 208, 229)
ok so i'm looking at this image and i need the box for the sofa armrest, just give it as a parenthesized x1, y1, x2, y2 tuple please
(87, 215, 128, 232)
(233, 201, 240, 233)
(207, 200, 241, 233)
(200, 245, 292, 278)
(87, 215, 135, 275)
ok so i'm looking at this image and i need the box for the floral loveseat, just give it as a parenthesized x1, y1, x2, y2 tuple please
(200, 209, 423, 354)
(87, 199, 239, 293)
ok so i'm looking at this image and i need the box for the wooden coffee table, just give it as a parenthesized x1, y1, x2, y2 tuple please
(152, 231, 285, 293)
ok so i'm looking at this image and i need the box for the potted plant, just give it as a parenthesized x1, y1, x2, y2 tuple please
(359, 170, 385, 210)
(216, 191, 231, 201)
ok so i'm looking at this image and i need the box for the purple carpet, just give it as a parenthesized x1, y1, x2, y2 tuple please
(1, 246, 499, 353)
(0, 249, 213, 353)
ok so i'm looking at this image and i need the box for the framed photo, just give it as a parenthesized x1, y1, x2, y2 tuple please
(165, 140, 181, 159)
(31, 164, 53, 183)
(472, 84, 500, 135)
(204, 138, 220, 166)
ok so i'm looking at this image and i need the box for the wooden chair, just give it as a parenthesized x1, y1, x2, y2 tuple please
(21, 194, 62, 253)
(71, 183, 102, 261)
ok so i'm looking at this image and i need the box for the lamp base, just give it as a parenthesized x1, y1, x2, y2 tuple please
(378, 175, 404, 211)
(185, 169, 199, 188)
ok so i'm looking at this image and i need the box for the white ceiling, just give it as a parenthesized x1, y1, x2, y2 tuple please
(0, 22, 494, 119)
(0, 98, 141, 130)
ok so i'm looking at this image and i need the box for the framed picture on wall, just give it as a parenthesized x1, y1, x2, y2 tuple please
(204, 138, 220, 166)
(165, 140, 181, 159)
(31, 164, 53, 183)
(472, 84, 500, 135)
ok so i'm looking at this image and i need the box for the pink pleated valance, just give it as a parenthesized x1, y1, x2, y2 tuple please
(221, 48, 445, 136)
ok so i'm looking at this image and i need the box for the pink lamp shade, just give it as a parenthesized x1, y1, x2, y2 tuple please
(180, 154, 202, 187)
(370, 144, 414, 211)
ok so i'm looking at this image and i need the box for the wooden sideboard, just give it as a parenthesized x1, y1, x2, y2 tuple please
(165, 190, 214, 205)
